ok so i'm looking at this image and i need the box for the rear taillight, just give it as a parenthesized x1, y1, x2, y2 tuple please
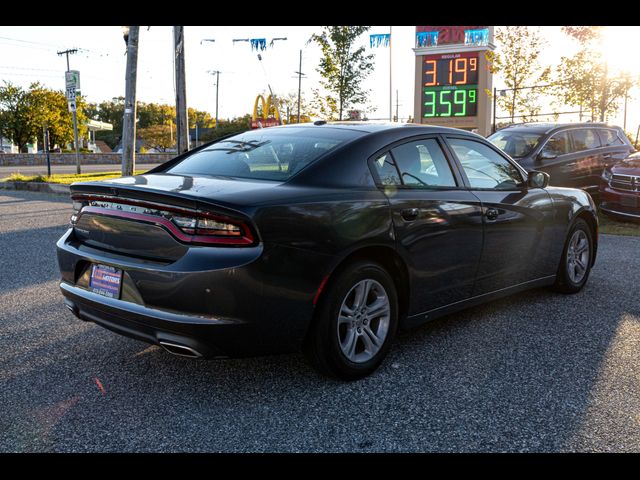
(70, 194, 255, 246)
(171, 215, 244, 238)
(70, 200, 85, 225)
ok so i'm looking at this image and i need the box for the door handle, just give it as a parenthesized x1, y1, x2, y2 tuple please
(401, 208, 420, 221)
(485, 208, 499, 221)
(603, 154, 613, 159)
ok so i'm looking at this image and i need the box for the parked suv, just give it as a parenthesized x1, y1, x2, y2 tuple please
(600, 152, 640, 220)
(488, 123, 634, 194)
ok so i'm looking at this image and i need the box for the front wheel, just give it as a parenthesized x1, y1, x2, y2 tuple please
(552, 218, 593, 293)
(303, 260, 398, 381)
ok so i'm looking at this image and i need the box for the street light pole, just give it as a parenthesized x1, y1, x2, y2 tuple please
(297, 50, 303, 124)
(208, 70, 221, 130)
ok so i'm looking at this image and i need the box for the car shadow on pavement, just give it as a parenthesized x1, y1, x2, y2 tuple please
(1, 271, 637, 452)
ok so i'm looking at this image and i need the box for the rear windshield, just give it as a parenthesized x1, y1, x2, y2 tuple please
(488, 130, 543, 158)
(165, 127, 360, 181)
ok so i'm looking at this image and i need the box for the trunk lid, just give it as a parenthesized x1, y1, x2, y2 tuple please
(70, 173, 265, 261)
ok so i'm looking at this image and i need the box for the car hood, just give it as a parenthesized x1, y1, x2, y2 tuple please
(611, 158, 640, 175)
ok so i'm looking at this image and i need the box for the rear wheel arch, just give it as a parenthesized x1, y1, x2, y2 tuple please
(310, 245, 410, 326)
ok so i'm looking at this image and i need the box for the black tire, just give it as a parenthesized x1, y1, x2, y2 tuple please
(552, 218, 593, 294)
(303, 260, 398, 381)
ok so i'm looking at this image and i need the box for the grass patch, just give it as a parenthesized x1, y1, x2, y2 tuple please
(1, 170, 148, 185)
(598, 210, 640, 237)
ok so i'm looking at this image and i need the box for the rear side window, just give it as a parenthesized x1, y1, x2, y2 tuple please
(571, 129, 601, 151)
(390, 139, 457, 188)
(541, 131, 571, 156)
(598, 129, 624, 146)
(166, 128, 358, 181)
(371, 153, 401, 186)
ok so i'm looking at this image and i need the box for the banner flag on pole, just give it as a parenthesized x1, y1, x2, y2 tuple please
(369, 33, 390, 48)
(416, 31, 439, 48)
(250, 38, 267, 51)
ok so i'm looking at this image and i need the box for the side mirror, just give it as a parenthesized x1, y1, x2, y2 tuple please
(537, 150, 556, 161)
(528, 170, 550, 189)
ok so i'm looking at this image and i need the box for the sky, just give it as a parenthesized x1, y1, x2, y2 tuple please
(1, 26, 639, 133)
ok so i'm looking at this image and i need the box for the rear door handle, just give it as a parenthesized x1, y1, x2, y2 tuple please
(401, 208, 420, 221)
(485, 208, 499, 221)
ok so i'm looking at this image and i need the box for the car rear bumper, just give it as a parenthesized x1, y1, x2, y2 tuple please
(57, 228, 333, 357)
(60, 281, 239, 357)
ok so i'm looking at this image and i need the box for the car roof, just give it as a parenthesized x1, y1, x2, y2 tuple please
(276, 121, 481, 137)
(495, 122, 621, 135)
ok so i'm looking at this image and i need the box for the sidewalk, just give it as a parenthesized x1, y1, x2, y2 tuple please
(0, 163, 161, 178)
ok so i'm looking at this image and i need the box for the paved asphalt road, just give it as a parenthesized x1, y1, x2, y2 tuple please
(0, 163, 161, 178)
(1, 190, 639, 453)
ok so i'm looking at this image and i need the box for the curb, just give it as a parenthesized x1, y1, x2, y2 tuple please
(0, 181, 71, 196)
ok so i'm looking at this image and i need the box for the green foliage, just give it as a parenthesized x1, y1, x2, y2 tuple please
(272, 91, 312, 123)
(0, 81, 88, 152)
(310, 26, 375, 121)
(138, 124, 174, 152)
(87, 99, 214, 149)
(555, 26, 634, 122)
(487, 27, 551, 122)
(200, 115, 251, 142)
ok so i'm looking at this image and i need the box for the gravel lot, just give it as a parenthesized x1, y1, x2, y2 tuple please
(1, 190, 639, 452)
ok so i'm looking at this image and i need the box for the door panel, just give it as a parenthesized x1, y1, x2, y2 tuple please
(469, 189, 556, 294)
(388, 189, 484, 313)
(444, 136, 556, 295)
(371, 137, 484, 315)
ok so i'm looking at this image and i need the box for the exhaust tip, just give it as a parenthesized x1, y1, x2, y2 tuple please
(159, 341, 203, 359)
(64, 300, 80, 318)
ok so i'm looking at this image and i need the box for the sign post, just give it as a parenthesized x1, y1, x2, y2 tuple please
(65, 70, 81, 174)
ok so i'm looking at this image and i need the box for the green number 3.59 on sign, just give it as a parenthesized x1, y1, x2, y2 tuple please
(423, 87, 478, 118)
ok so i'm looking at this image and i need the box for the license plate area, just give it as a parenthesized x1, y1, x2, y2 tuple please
(89, 264, 123, 299)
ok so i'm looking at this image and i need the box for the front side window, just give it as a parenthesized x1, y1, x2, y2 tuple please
(166, 128, 358, 181)
(390, 139, 457, 188)
(571, 129, 601, 151)
(541, 131, 571, 157)
(448, 137, 523, 190)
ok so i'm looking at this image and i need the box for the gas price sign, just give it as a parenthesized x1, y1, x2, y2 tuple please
(422, 51, 478, 118)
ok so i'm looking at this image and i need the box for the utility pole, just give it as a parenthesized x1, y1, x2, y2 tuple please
(294, 49, 305, 124)
(389, 26, 393, 122)
(206, 70, 221, 130)
(174, 26, 189, 154)
(57, 48, 81, 174)
(395, 89, 400, 122)
(600, 61, 608, 122)
(121, 26, 139, 176)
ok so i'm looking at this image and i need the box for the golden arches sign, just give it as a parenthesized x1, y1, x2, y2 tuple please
(251, 94, 281, 128)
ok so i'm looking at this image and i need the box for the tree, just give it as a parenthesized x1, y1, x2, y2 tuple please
(138, 125, 174, 152)
(486, 26, 551, 123)
(0, 82, 34, 152)
(0, 81, 87, 152)
(554, 26, 633, 122)
(200, 115, 250, 142)
(29, 83, 88, 151)
(274, 91, 312, 123)
(310, 26, 375, 120)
